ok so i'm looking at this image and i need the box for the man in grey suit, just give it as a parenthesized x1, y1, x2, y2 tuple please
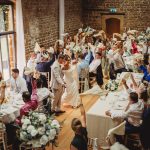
(50, 54, 66, 114)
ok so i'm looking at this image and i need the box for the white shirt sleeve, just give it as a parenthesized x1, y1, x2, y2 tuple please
(20, 78, 28, 93)
(89, 59, 101, 73)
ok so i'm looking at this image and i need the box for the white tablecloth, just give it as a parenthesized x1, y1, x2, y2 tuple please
(86, 73, 143, 147)
(0, 89, 50, 124)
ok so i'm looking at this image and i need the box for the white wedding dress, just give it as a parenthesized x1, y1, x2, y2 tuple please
(61, 66, 80, 107)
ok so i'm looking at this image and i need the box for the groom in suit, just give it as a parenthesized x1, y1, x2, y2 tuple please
(50, 54, 66, 114)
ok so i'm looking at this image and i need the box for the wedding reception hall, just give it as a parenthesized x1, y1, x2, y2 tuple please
(0, 0, 150, 150)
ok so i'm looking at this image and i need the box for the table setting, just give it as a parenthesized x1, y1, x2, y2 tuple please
(86, 72, 143, 147)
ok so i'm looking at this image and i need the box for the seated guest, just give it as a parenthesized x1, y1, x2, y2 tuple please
(140, 107, 150, 149)
(10, 68, 28, 93)
(36, 78, 54, 114)
(6, 79, 38, 150)
(122, 75, 150, 108)
(89, 51, 103, 87)
(139, 64, 150, 82)
(16, 78, 38, 124)
(70, 99, 88, 150)
(106, 92, 144, 134)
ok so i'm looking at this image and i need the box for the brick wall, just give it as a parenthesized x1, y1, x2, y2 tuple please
(22, 0, 59, 57)
(22, 0, 83, 58)
(64, 0, 83, 36)
(83, 0, 150, 31)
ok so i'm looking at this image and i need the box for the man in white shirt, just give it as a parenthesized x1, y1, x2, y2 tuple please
(106, 92, 144, 134)
(113, 48, 127, 74)
(10, 68, 28, 93)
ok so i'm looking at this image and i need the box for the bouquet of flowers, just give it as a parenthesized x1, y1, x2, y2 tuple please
(19, 111, 60, 148)
(72, 45, 82, 53)
(105, 80, 119, 91)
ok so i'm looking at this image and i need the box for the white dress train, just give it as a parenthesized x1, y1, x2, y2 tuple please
(61, 66, 80, 107)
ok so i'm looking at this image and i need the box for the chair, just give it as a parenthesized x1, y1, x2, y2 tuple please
(0, 118, 12, 150)
(37, 96, 52, 115)
(79, 68, 89, 93)
(19, 141, 54, 150)
(124, 133, 142, 150)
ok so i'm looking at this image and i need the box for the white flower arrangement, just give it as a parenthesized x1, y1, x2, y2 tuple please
(105, 80, 119, 91)
(19, 111, 60, 148)
(72, 45, 82, 53)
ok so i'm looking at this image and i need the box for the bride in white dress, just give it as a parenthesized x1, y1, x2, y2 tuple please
(61, 55, 81, 108)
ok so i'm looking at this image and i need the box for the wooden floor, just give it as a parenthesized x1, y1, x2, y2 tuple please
(46, 94, 100, 150)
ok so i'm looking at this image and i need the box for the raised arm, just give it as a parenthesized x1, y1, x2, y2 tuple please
(80, 98, 86, 127)
(122, 79, 129, 90)
(130, 74, 138, 88)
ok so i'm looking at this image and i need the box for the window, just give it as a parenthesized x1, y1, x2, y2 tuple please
(0, 3, 16, 80)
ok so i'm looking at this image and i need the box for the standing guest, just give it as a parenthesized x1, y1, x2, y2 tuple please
(70, 98, 88, 150)
(89, 51, 103, 88)
(64, 45, 72, 58)
(23, 69, 48, 94)
(50, 54, 66, 114)
(36, 53, 55, 73)
(36, 45, 46, 63)
(54, 40, 64, 59)
(9, 68, 28, 93)
(77, 50, 91, 76)
(113, 48, 127, 74)
(27, 52, 37, 70)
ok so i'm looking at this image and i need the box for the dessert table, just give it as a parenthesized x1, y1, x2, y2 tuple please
(86, 73, 143, 148)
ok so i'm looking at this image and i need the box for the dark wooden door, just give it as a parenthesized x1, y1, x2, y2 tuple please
(106, 18, 120, 38)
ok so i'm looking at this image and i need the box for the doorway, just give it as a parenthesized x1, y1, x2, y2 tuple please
(101, 14, 124, 38)
(106, 18, 120, 37)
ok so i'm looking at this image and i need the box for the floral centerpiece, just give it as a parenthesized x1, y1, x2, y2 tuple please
(19, 111, 60, 148)
(105, 80, 119, 91)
